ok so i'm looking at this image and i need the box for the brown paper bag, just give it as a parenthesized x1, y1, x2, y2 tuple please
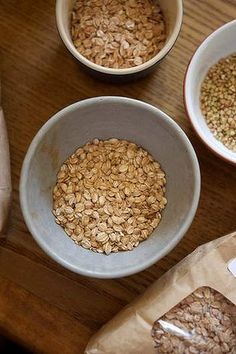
(0, 107, 11, 236)
(85, 232, 236, 353)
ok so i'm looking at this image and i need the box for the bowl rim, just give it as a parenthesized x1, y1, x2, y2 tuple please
(55, 0, 183, 75)
(184, 19, 236, 166)
(20, 97, 201, 278)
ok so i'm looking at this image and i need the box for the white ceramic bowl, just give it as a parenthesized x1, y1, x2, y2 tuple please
(56, 0, 183, 79)
(184, 20, 236, 165)
(20, 97, 200, 278)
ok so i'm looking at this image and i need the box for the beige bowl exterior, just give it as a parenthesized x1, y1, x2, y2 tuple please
(184, 20, 236, 165)
(20, 97, 200, 278)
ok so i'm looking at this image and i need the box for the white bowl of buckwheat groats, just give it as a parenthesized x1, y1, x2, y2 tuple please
(56, 0, 183, 79)
(20, 97, 200, 278)
(184, 20, 236, 165)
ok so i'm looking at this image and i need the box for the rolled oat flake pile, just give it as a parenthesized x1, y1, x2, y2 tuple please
(71, 0, 166, 69)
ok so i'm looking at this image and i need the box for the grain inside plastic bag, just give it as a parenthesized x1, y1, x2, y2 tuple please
(152, 287, 236, 353)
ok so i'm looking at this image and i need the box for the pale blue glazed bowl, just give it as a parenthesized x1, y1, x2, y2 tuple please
(20, 97, 200, 278)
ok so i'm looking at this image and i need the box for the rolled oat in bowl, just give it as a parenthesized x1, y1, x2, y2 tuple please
(52, 138, 167, 255)
(71, 0, 166, 69)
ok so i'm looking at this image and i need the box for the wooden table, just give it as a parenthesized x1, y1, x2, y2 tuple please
(0, 0, 236, 352)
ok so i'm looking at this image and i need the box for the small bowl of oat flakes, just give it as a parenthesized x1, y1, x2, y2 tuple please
(184, 20, 236, 165)
(20, 97, 200, 278)
(56, 0, 183, 79)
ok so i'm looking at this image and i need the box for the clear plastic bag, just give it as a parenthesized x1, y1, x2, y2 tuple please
(152, 287, 236, 354)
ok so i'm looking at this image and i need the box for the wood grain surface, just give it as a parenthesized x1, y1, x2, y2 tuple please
(0, 0, 236, 352)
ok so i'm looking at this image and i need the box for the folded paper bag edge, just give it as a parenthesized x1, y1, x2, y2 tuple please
(85, 306, 155, 354)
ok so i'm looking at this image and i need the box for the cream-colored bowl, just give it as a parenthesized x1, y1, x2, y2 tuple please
(20, 97, 200, 278)
(184, 20, 236, 165)
(56, 0, 183, 79)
